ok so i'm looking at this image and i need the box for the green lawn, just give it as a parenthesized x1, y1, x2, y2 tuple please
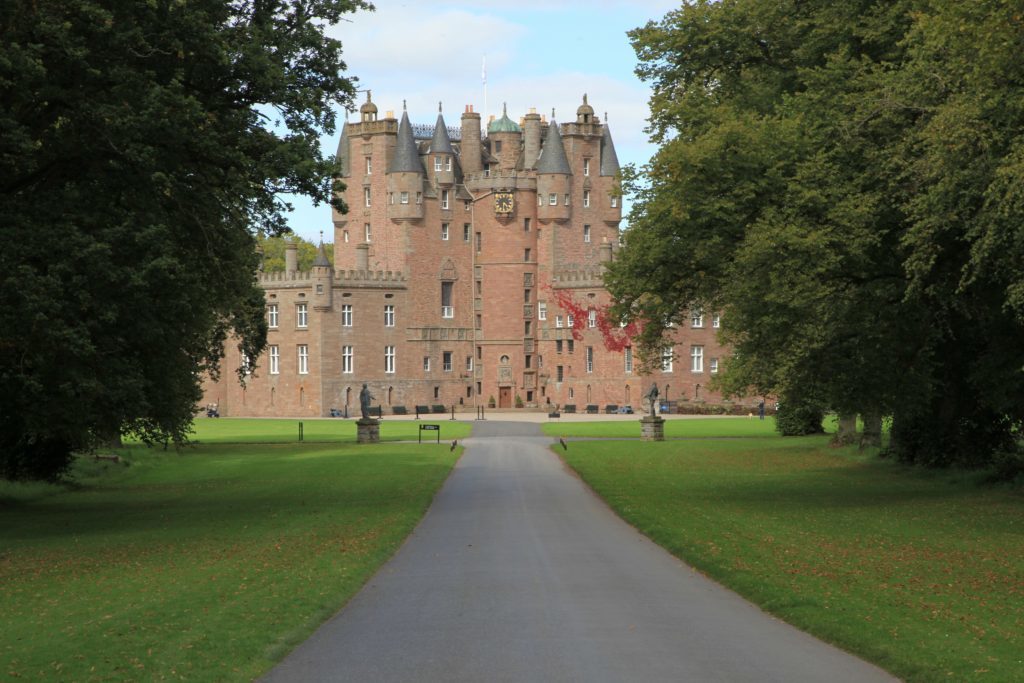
(1, 438, 461, 681)
(179, 417, 472, 444)
(543, 416, 780, 439)
(559, 436, 1024, 682)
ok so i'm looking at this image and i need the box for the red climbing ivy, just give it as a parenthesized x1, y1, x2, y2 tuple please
(544, 285, 639, 352)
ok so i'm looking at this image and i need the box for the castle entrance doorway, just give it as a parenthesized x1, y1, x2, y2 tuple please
(498, 387, 512, 408)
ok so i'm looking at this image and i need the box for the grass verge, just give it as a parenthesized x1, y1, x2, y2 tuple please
(559, 436, 1024, 682)
(542, 416, 780, 439)
(1, 439, 460, 681)
(168, 417, 473, 444)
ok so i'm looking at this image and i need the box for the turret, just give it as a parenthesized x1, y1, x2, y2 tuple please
(312, 243, 333, 311)
(359, 90, 378, 123)
(536, 117, 572, 223)
(487, 103, 522, 172)
(387, 106, 425, 222)
(332, 120, 350, 230)
(600, 120, 622, 226)
(429, 104, 456, 187)
(460, 105, 482, 175)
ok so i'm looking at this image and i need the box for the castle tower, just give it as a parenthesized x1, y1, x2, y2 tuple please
(536, 117, 572, 223)
(523, 108, 542, 169)
(600, 121, 623, 228)
(487, 103, 522, 172)
(429, 104, 456, 187)
(387, 107, 425, 222)
(312, 242, 333, 311)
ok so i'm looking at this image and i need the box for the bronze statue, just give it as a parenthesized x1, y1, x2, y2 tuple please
(359, 383, 374, 420)
(646, 382, 659, 417)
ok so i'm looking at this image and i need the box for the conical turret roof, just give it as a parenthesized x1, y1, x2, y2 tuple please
(313, 243, 331, 268)
(430, 108, 454, 154)
(600, 123, 620, 177)
(535, 120, 571, 174)
(388, 110, 425, 174)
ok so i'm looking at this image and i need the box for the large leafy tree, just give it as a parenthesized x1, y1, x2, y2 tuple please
(608, 0, 1024, 466)
(0, 0, 369, 479)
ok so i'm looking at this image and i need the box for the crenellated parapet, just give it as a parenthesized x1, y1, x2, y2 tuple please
(551, 267, 607, 288)
(260, 270, 312, 284)
(336, 269, 407, 285)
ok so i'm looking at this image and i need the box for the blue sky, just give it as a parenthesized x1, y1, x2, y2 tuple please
(283, 0, 679, 242)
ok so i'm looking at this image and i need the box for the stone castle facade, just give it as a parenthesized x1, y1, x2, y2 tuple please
(203, 93, 735, 416)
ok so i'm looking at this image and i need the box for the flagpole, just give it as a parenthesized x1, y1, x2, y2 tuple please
(482, 55, 488, 122)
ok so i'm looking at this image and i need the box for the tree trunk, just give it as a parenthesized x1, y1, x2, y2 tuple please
(860, 412, 882, 449)
(832, 412, 858, 446)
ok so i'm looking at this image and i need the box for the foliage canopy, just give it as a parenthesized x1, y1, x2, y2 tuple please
(0, 0, 369, 479)
(608, 0, 1024, 466)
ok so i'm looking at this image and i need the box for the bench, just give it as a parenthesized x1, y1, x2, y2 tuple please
(391, 406, 408, 415)
(414, 405, 431, 417)
(585, 404, 599, 414)
(431, 404, 447, 414)
(562, 404, 576, 413)
(604, 404, 619, 414)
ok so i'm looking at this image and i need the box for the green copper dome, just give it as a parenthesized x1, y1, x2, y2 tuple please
(488, 103, 521, 134)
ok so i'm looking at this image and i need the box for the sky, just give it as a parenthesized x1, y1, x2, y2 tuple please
(283, 0, 680, 242)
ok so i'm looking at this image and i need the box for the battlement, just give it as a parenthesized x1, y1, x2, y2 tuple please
(259, 270, 312, 284)
(552, 267, 607, 288)
(336, 269, 407, 284)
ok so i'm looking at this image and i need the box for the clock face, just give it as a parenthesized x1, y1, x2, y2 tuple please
(495, 192, 514, 213)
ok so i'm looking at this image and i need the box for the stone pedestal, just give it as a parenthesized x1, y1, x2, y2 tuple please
(357, 418, 380, 444)
(640, 415, 665, 441)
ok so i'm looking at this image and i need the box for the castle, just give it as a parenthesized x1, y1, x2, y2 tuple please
(202, 93, 733, 416)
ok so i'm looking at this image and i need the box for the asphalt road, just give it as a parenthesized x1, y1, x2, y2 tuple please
(262, 420, 896, 682)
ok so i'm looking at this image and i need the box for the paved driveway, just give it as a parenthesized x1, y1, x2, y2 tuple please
(262, 420, 895, 682)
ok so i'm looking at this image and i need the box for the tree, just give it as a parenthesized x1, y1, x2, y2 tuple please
(258, 234, 334, 273)
(0, 0, 369, 480)
(609, 0, 1024, 466)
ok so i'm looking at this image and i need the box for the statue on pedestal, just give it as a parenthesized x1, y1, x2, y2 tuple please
(646, 382, 659, 417)
(359, 383, 374, 420)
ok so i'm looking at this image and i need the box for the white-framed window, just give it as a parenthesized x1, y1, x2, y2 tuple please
(364, 187, 371, 207)
(267, 304, 278, 328)
(712, 313, 721, 328)
(611, 195, 618, 208)
(548, 193, 557, 206)
(583, 190, 591, 208)
(555, 315, 564, 328)
(298, 345, 309, 374)
(464, 223, 471, 241)
(441, 223, 449, 240)
(441, 281, 454, 318)
(445, 157, 452, 171)
(384, 305, 395, 327)
(423, 356, 431, 372)
(389, 192, 395, 205)
(434, 156, 442, 172)
(343, 345, 353, 373)
(624, 346, 633, 373)
(691, 310, 704, 328)
(538, 302, 547, 320)
(586, 346, 594, 373)
(364, 223, 371, 243)
(385, 345, 395, 373)
(710, 357, 719, 374)
(564, 193, 570, 205)
(365, 157, 372, 174)
(341, 304, 352, 327)
(588, 309, 596, 328)
(661, 347, 673, 372)
(441, 190, 450, 210)
(443, 351, 452, 372)
(400, 191, 409, 204)
(466, 355, 473, 372)
(269, 345, 280, 374)
(583, 158, 590, 176)
(296, 303, 308, 328)
(691, 345, 704, 372)
(567, 314, 575, 327)
(583, 224, 591, 243)
(416, 192, 423, 204)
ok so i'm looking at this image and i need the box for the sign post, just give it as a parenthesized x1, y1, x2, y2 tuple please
(418, 424, 440, 444)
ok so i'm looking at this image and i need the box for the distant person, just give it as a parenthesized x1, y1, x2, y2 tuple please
(758, 400, 765, 420)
